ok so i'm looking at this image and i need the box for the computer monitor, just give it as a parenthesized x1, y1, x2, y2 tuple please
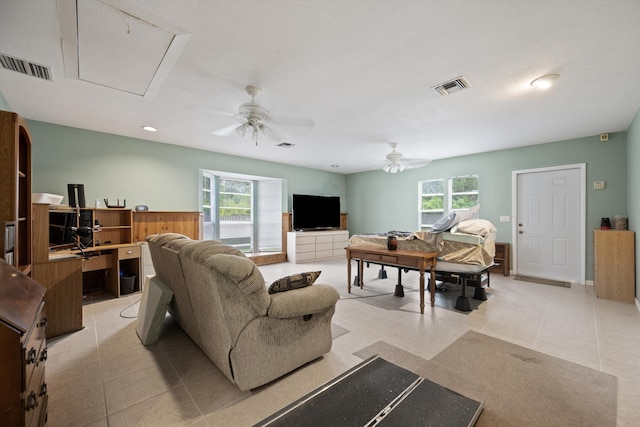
(67, 184, 86, 208)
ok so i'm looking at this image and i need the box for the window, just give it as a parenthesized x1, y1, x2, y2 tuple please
(419, 175, 479, 230)
(201, 171, 283, 253)
(419, 179, 444, 229)
(449, 175, 479, 211)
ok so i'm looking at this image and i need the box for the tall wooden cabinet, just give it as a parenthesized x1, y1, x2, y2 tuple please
(593, 229, 635, 303)
(0, 260, 48, 427)
(0, 111, 32, 274)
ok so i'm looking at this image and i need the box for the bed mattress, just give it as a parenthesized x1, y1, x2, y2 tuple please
(349, 231, 495, 267)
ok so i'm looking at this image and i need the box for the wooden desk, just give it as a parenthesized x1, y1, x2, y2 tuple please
(346, 245, 438, 314)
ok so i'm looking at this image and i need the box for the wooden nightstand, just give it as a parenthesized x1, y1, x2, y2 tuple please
(491, 242, 510, 276)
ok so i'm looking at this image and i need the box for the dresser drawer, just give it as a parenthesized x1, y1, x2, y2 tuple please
(316, 242, 333, 251)
(316, 235, 334, 244)
(23, 308, 46, 386)
(118, 246, 141, 260)
(296, 235, 316, 245)
(83, 253, 113, 271)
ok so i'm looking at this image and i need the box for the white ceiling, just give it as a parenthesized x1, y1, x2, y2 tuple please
(1, 0, 639, 174)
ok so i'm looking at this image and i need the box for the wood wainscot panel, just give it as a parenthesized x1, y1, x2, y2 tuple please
(133, 211, 203, 241)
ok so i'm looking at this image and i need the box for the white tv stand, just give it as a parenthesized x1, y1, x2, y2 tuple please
(287, 230, 349, 263)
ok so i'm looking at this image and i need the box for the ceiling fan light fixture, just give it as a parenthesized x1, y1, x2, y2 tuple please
(384, 162, 404, 173)
(235, 122, 248, 137)
(530, 74, 560, 89)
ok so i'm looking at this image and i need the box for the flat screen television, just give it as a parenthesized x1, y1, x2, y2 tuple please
(292, 194, 341, 231)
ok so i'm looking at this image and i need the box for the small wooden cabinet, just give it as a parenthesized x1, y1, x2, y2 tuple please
(0, 111, 32, 274)
(0, 260, 48, 427)
(491, 242, 511, 276)
(593, 229, 635, 303)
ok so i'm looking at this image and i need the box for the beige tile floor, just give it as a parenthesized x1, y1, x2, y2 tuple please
(45, 258, 640, 426)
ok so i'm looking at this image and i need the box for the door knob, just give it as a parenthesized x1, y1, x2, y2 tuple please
(518, 223, 523, 226)
(519, 231, 524, 234)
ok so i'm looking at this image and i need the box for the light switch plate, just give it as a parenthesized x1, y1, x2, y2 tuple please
(499, 216, 510, 222)
(594, 181, 605, 190)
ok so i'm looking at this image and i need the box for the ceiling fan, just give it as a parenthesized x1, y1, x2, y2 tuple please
(210, 85, 313, 145)
(383, 143, 431, 173)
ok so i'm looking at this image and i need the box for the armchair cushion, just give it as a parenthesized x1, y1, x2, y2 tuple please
(268, 271, 321, 294)
(268, 284, 340, 318)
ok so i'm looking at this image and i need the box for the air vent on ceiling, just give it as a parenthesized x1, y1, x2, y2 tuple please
(432, 76, 470, 96)
(0, 53, 52, 81)
(277, 142, 295, 148)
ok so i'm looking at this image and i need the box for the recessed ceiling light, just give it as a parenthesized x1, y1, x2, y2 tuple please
(142, 125, 157, 132)
(530, 74, 560, 89)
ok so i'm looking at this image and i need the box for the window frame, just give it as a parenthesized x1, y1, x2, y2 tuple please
(200, 170, 283, 254)
(418, 178, 445, 230)
(418, 175, 479, 230)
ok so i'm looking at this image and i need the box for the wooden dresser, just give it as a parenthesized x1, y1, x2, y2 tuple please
(0, 260, 48, 426)
(593, 229, 635, 303)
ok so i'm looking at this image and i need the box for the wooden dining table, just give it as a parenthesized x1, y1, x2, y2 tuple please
(346, 245, 438, 314)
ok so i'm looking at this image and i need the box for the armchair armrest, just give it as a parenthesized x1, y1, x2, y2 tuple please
(268, 284, 340, 318)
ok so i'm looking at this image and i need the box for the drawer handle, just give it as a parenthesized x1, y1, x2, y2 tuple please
(39, 382, 48, 397)
(26, 348, 37, 365)
(39, 348, 48, 362)
(126, 251, 133, 254)
(25, 392, 38, 411)
(39, 317, 48, 328)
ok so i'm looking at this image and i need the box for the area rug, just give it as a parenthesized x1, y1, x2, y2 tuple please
(514, 275, 571, 288)
(355, 331, 617, 427)
(342, 278, 489, 314)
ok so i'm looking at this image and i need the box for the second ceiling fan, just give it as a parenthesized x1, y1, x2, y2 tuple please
(383, 143, 431, 173)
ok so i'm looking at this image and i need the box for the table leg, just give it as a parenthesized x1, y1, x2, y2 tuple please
(419, 269, 425, 314)
(430, 260, 436, 307)
(358, 259, 364, 288)
(347, 256, 352, 293)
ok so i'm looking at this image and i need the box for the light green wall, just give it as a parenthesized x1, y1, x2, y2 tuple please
(347, 133, 629, 281)
(27, 120, 347, 212)
(0, 92, 12, 111)
(626, 107, 640, 303)
(4, 90, 634, 284)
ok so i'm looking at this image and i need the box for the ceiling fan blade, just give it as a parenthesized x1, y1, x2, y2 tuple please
(211, 122, 242, 136)
(274, 116, 314, 127)
(404, 159, 432, 169)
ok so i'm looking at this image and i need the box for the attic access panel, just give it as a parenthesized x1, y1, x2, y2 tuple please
(59, 0, 190, 97)
(77, 0, 175, 95)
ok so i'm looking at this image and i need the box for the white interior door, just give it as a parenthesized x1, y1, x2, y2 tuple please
(513, 165, 585, 283)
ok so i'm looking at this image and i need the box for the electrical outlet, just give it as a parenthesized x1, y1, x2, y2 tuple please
(594, 181, 605, 190)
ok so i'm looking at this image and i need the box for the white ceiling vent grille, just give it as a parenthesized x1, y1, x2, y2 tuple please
(0, 53, 52, 81)
(432, 76, 470, 96)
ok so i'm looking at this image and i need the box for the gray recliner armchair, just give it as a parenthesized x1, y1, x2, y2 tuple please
(146, 233, 340, 391)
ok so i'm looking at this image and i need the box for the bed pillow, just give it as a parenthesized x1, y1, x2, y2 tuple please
(268, 271, 321, 294)
(453, 219, 497, 237)
(431, 211, 457, 232)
